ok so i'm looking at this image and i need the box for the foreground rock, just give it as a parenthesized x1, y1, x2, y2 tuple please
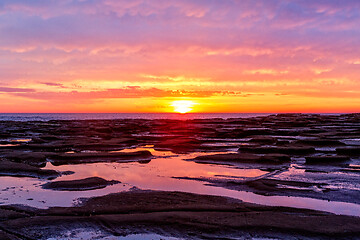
(0, 191, 359, 239)
(1, 151, 49, 167)
(42, 177, 120, 191)
(238, 145, 316, 155)
(0, 159, 59, 179)
(154, 137, 202, 153)
(49, 150, 153, 165)
(193, 153, 291, 164)
(305, 155, 350, 164)
(336, 147, 360, 156)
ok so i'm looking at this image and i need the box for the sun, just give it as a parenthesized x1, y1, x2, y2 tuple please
(171, 100, 195, 114)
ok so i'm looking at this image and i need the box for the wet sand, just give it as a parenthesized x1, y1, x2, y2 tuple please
(0, 114, 360, 239)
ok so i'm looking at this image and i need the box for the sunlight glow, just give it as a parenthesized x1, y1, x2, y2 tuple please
(171, 100, 195, 114)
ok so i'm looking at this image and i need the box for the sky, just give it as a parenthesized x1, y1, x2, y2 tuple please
(0, 0, 360, 113)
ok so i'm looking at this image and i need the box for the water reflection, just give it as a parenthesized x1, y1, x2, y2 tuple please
(0, 146, 359, 217)
(46, 147, 265, 187)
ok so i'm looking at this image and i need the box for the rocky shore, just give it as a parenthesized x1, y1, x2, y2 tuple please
(1, 190, 360, 239)
(0, 114, 360, 239)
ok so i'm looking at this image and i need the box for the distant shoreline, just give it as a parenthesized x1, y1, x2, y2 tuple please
(0, 112, 352, 122)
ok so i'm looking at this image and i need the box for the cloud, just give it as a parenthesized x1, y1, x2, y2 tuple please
(10, 87, 241, 101)
(243, 69, 289, 75)
(0, 87, 35, 93)
(40, 82, 66, 88)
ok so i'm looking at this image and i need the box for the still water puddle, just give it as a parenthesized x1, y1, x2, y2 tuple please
(48, 232, 184, 240)
(340, 138, 360, 145)
(0, 176, 130, 207)
(1, 146, 360, 217)
(0, 138, 32, 147)
(11, 138, 32, 142)
(0, 144, 19, 147)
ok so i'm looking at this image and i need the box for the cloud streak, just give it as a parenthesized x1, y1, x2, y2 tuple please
(0, 87, 35, 93)
(11, 87, 242, 102)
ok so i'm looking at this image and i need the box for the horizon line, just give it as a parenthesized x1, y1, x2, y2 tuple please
(0, 112, 358, 114)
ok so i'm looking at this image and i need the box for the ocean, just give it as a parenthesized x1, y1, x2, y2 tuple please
(0, 113, 273, 121)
